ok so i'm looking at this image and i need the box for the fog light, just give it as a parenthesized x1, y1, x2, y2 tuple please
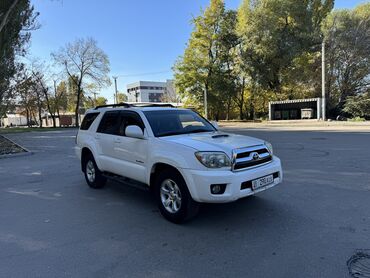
(210, 184, 226, 195)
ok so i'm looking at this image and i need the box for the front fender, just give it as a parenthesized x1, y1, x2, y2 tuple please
(146, 140, 206, 185)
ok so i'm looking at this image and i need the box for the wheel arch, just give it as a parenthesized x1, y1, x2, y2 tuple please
(81, 147, 93, 172)
(149, 162, 184, 190)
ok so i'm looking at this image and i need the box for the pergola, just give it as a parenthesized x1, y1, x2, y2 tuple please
(269, 98, 322, 121)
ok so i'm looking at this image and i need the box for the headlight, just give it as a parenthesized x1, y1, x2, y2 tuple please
(265, 141, 273, 155)
(195, 152, 231, 168)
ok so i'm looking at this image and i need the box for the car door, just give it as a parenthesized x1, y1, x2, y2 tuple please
(110, 111, 148, 183)
(95, 110, 122, 171)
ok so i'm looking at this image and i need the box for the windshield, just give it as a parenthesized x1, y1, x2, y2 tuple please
(143, 109, 216, 137)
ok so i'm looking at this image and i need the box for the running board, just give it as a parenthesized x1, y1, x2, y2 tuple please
(102, 172, 150, 192)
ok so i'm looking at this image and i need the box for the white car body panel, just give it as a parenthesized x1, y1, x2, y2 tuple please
(76, 106, 283, 203)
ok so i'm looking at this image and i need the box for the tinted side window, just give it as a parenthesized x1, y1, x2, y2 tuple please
(97, 111, 121, 135)
(80, 112, 100, 130)
(118, 111, 144, 136)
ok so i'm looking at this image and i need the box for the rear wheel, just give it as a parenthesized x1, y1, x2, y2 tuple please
(155, 168, 199, 223)
(83, 155, 106, 189)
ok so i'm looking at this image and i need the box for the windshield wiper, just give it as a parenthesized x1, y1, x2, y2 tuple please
(158, 129, 212, 137)
(157, 131, 184, 137)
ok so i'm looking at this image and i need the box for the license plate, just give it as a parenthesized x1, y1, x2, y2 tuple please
(252, 174, 274, 190)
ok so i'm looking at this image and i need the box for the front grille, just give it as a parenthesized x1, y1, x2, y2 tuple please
(232, 145, 272, 171)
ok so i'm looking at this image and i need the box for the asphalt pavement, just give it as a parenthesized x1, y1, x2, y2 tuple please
(0, 128, 369, 278)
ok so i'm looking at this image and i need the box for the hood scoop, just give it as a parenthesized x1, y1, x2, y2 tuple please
(212, 134, 229, 139)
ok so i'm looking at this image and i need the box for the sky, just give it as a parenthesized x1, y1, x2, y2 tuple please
(29, 0, 368, 103)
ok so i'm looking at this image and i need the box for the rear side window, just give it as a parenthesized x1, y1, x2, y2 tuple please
(80, 112, 100, 130)
(97, 111, 121, 135)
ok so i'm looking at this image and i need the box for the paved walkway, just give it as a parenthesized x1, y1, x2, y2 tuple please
(219, 120, 370, 132)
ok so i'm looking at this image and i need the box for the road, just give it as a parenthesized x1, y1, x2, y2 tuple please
(0, 128, 369, 278)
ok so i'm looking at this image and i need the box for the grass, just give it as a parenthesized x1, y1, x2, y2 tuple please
(0, 127, 77, 134)
(348, 117, 366, 122)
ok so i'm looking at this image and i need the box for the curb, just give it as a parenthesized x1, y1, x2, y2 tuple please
(0, 134, 33, 159)
(0, 151, 33, 159)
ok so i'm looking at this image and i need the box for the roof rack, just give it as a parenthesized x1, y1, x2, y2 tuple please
(94, 103, 131, 110)
(94, 102, 175, 110)
(132, 103, 174, 108)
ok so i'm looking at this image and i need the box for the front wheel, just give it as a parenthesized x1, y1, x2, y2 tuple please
(155, 169, 199, 223)
(83, 155, 107, 189)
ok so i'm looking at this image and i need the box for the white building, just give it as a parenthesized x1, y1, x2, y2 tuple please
(126, 80, 177, 103)
(0, 113, 28, 127)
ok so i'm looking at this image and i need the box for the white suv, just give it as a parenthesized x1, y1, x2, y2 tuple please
(75, 103, 283, 223)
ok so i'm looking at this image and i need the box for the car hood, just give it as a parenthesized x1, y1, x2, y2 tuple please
(159, 131, 265, 155)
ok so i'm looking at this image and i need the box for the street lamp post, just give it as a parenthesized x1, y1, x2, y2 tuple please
(204, 88, 208, 119)
(113, 76, 118, 104)
(322, 41, 326, 121)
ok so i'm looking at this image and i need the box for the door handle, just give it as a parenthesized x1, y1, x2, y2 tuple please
(95, 135, 100, 140)
(114, 138, 121, 143)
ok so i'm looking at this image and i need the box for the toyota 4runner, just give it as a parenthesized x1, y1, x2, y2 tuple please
(75, 103, 283, 223)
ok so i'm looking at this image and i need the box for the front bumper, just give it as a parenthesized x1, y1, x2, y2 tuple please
(182, 157, 283, 203)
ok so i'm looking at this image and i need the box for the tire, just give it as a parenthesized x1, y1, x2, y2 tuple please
(155, 168, 199, 223)
(83, 154, 107, 189)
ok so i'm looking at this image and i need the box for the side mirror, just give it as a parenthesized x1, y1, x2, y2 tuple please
(125, 125, 144, 139)
(211, 121, 219, 129)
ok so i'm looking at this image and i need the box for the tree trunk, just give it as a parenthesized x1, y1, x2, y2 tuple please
(26, 109, 30, 127)
(75, 88, 82, 127)
(0, 0, 20, 34)
(249, 85, 255, 120)
(226, 103, 230, 121)
(53, 80, 61, 127)
(57, 108, 60, 121)
(43, 90, 56, 128)
(239, 78, 245, 120)
(25, 109, 28, 127)
(249, 102, 255, 120)
(38, 106, 42, 128)
(226, 95, 232, 121)
(31, 112, 37, 126)
(204, 82, 209, 119)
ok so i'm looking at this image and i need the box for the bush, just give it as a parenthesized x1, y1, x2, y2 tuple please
(349, 117, 366, 122)
(343, 93, 370, 118)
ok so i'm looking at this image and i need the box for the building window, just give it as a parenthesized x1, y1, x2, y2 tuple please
(148, 93, 163, 102)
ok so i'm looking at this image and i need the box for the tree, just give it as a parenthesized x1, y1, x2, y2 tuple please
(15, 66, 45, 127)
(17, 74, 38, 126)
(52, 38, 111, 127)
(216, 10, 239, 120)
(30, 61, 58, 127)
(26, 73, 45, 127)
(116, 93, 127, 103)
(174, 0, 241, 119)
(95, 96, 107, 106)
(174, 0, 226, 119)
(0, 0, 38, 116)
(343, 93, 370, 118)
(322, 3, 370, 115)
(236, 0, 334, 95)
(53, 80, 67, 119)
